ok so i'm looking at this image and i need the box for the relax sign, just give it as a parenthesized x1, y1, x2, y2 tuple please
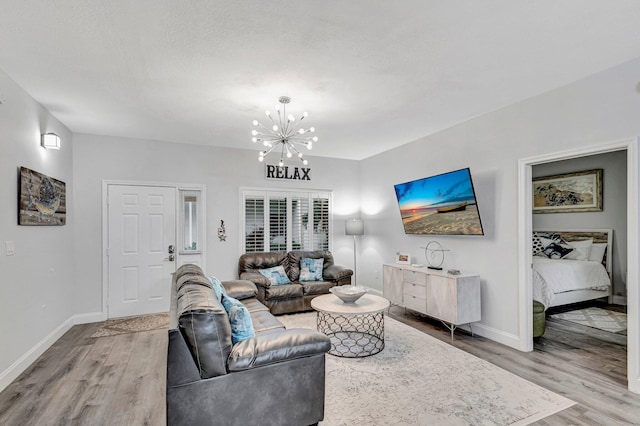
(265, 164, 311, 181)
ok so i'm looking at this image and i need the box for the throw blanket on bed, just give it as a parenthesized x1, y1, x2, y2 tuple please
(532, 257, 611, 309)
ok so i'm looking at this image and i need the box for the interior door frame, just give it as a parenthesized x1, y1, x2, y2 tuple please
(517, 137, 639, 393)
(101, 180, 206, 320)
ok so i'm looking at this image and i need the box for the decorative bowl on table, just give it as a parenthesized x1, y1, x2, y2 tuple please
(329, 285, 368, 303)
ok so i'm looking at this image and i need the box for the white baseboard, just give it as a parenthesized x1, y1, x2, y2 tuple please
(464, 323, 525, 351)
(0, 310, 105, 393)
(74, 311, 106, 324)
(0, 316, 74, 392)
(613, 295, 628, 305)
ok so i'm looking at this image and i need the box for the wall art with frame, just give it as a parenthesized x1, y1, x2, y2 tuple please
(18, 166, 66, 225)
(533, 168, 603, 214)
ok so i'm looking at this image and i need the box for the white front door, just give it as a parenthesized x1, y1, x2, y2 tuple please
(107, 185, 176, 318)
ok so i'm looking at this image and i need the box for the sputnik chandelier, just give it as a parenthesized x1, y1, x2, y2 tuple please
(251, 96, 317, 166)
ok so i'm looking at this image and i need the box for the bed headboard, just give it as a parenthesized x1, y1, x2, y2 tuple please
(533, 228, 613, 276)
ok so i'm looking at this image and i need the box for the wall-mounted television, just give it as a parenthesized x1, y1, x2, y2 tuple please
(394, 168, 484, 236)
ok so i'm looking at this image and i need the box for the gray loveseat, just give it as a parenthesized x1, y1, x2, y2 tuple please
(238, 250, 353, 315)
(166, 264, 331, 426)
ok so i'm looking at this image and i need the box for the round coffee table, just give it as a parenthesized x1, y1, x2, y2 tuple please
(311, 293, 390, 358)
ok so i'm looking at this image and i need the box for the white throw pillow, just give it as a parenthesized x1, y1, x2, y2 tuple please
(564, 239, 593, 261)
(588, 243, 608, 263)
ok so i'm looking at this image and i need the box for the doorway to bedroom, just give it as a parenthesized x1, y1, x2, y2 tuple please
(518, 138, 639, 394)
(531, 150, 628, 379)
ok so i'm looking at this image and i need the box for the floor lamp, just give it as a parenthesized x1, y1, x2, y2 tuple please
(345, 218, 364, 286)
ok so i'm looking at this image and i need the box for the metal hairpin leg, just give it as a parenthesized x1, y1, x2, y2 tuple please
(441, 322, 474, 341)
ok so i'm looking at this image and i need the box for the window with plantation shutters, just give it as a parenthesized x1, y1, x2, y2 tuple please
(244, 196, 265, 252)
(242, 189, 332, 254)
(312, 195, 330, 251)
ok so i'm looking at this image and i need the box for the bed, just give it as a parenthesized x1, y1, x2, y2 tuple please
(532, 229, 613, 310)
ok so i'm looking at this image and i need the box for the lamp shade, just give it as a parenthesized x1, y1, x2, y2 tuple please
(345, 218, 364, 236)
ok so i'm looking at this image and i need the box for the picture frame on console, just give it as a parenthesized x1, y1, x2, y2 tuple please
(395, 252, 411, 265)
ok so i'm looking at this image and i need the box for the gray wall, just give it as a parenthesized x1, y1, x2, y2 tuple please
(533, 151, 627, 299)
(72, 134, 361, 315)
(0, 69, 74, 383)
(358, 57, 640, 347)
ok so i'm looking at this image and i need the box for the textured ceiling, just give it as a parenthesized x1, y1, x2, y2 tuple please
(1, 1, 640, 160)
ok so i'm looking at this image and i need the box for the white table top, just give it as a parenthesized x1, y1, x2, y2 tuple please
(311, 293, 390, 315)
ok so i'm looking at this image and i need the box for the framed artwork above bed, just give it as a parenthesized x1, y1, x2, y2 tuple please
(533, 169, 603, 213)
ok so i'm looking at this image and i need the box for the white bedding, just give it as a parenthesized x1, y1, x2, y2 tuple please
(532, 256, 611, 309)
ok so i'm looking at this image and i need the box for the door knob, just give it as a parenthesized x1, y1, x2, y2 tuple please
(165, 254, 175, 262)
(168, 245, 175, 254)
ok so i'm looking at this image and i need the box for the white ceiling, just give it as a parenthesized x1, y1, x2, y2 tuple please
(1, 1, 640, 160)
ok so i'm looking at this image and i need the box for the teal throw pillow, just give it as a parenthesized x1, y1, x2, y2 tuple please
(208, 276, 228, 301)
(221, 294, 255, 344)
(258, 265, 291, 286)
(299, 257, 324, 282)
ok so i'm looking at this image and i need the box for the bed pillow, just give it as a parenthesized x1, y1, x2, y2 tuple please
(299, 257, 324, 282)
(589, 243, 608, 263)
(532, 233, 546, 256)
(221, 294, 255, 344)
(258, 265, 291, 286)
(535, 236, 555, 257)
(542, 242, 574, 259)
(564, 239, 593, 261)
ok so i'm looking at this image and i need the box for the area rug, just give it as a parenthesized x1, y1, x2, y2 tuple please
(90, 313, 169, 337)
(279, 312, 574, 426)
(550, 307, 627, 334)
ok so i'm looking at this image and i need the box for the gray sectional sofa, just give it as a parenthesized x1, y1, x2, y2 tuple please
(166, 264, 331, 426)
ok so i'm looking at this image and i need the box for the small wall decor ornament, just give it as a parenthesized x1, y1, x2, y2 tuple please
(218, 220, 227, 241)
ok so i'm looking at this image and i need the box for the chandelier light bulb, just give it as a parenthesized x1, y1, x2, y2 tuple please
(302, 112, 308, 118)
(298, 128, 305, 134)
(272, 125, 278, 131)
(303, 159, 308, 165)
(252, 137, 258, 143)
(252, 120, 259, 126)
(309, 127, 315, 132)
(258, 156, 264, 162)
(278, 160, 284, 167)
(251, 130, 258, 136)
(307, 142, 313, 150)
(265, 111, 271, 117)
(288, 114, 295, 122)
(312, 136, 318, 142)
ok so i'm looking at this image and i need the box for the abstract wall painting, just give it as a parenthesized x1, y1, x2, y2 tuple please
(18, 166, 66, 225)
(533, 169, 603, 214)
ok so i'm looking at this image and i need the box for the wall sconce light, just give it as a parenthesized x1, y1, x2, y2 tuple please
(41, 133, 61, 150)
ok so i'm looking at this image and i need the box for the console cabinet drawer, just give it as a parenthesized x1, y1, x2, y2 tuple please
(403, 282, 427, 299)
(404, 294, 426, 312)
(403, 270, 426, 286)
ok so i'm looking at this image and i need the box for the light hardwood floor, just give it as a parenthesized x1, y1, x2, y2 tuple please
(0, 304, 638, 425)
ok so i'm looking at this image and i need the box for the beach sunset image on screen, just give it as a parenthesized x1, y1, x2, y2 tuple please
(394, 168, 484, 235)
